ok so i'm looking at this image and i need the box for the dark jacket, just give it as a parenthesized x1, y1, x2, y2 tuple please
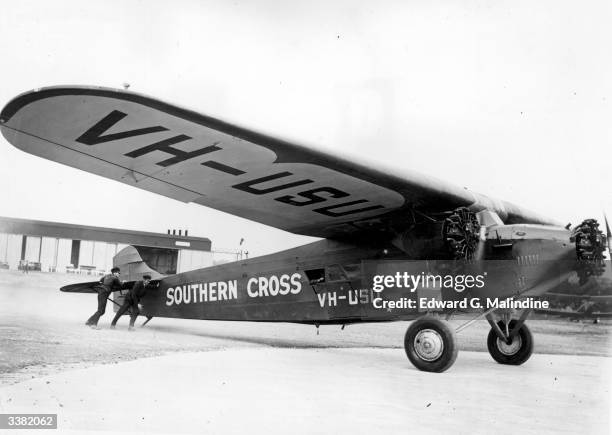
(98, 274, 123, 292)
(128, 280, 150, 303)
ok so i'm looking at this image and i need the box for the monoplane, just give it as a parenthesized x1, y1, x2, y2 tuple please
(2, 86, 609, 372)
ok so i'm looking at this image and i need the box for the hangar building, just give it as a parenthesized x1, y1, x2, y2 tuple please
(0, 216, 232, 275)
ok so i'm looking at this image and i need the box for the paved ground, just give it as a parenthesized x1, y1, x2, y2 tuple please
(0, 348, 610, 435)
(0, 271, 610, 434)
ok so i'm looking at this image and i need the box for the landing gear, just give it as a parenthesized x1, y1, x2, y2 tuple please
(405, 308, 535, 372)
(404, 317, 458, 373)
(486, 316, 533, 365)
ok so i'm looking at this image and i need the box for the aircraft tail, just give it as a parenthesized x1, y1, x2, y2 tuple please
(60, 245, 167, 293)
(113, 245, 169, 282)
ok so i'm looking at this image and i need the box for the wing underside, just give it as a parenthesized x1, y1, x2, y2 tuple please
(0, 86, 557, 238)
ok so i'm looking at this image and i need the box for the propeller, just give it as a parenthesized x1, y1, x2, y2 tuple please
(472, 210, 505, 262)
(604, 213, 612, 260)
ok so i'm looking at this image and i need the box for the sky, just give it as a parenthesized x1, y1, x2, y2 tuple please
(0, 0, 610, 257)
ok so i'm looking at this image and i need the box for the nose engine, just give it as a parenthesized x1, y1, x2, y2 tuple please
(574, 219, 607, 260)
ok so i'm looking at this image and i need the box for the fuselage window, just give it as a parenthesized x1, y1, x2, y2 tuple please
(304, 268, 325, 284)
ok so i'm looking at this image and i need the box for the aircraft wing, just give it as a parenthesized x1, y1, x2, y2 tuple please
(60, 280, 159, 293)
(60, 281, 102, 293)
(1, 86, 557, 239)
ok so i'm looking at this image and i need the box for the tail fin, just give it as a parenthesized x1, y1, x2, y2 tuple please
(113, 245, 170, 281)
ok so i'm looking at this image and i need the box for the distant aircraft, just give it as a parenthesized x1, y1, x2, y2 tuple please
(1, 86, 609, 372)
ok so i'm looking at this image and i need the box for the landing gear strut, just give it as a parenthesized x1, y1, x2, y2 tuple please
(404, 317, 458, 373)
(485, 311, 533, 365)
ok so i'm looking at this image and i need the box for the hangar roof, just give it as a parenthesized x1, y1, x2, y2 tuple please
(0, 216, 211, 251)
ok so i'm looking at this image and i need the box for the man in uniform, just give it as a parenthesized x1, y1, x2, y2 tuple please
(86, 267, 125, 328)
(110, 274, 152, 330)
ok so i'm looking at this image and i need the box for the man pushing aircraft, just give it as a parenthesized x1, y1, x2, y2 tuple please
(110, 274, 153, 331)
(86, 267, 126, 329)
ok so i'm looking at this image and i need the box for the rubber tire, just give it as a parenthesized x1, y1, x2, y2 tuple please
(487, 320, 533, 365)
(404, 317, 458, 373)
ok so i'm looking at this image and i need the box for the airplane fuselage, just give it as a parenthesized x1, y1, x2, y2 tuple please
(130, 227, 578, 325)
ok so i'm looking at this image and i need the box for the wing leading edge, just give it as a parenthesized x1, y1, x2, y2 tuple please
(0, 86, 558, 239)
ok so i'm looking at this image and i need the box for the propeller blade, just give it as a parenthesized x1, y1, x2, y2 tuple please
(473, 225, 487, 261)
(605, 213, 612, 259)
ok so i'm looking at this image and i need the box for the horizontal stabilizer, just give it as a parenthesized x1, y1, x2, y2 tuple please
(60, 279, 160, 293)
(60, 281, 103, 293)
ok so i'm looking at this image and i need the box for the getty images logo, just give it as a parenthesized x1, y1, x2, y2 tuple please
(372, 272, 487, 293)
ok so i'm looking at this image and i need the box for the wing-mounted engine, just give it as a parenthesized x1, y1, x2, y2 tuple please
(391, 207, 486, 260)
(572, 219, 607, 282)
(442, 207, 481, 260)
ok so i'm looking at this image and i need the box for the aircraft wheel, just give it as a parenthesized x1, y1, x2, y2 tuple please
(404, 317, 458, 373)
(487, 320, 533, 365)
